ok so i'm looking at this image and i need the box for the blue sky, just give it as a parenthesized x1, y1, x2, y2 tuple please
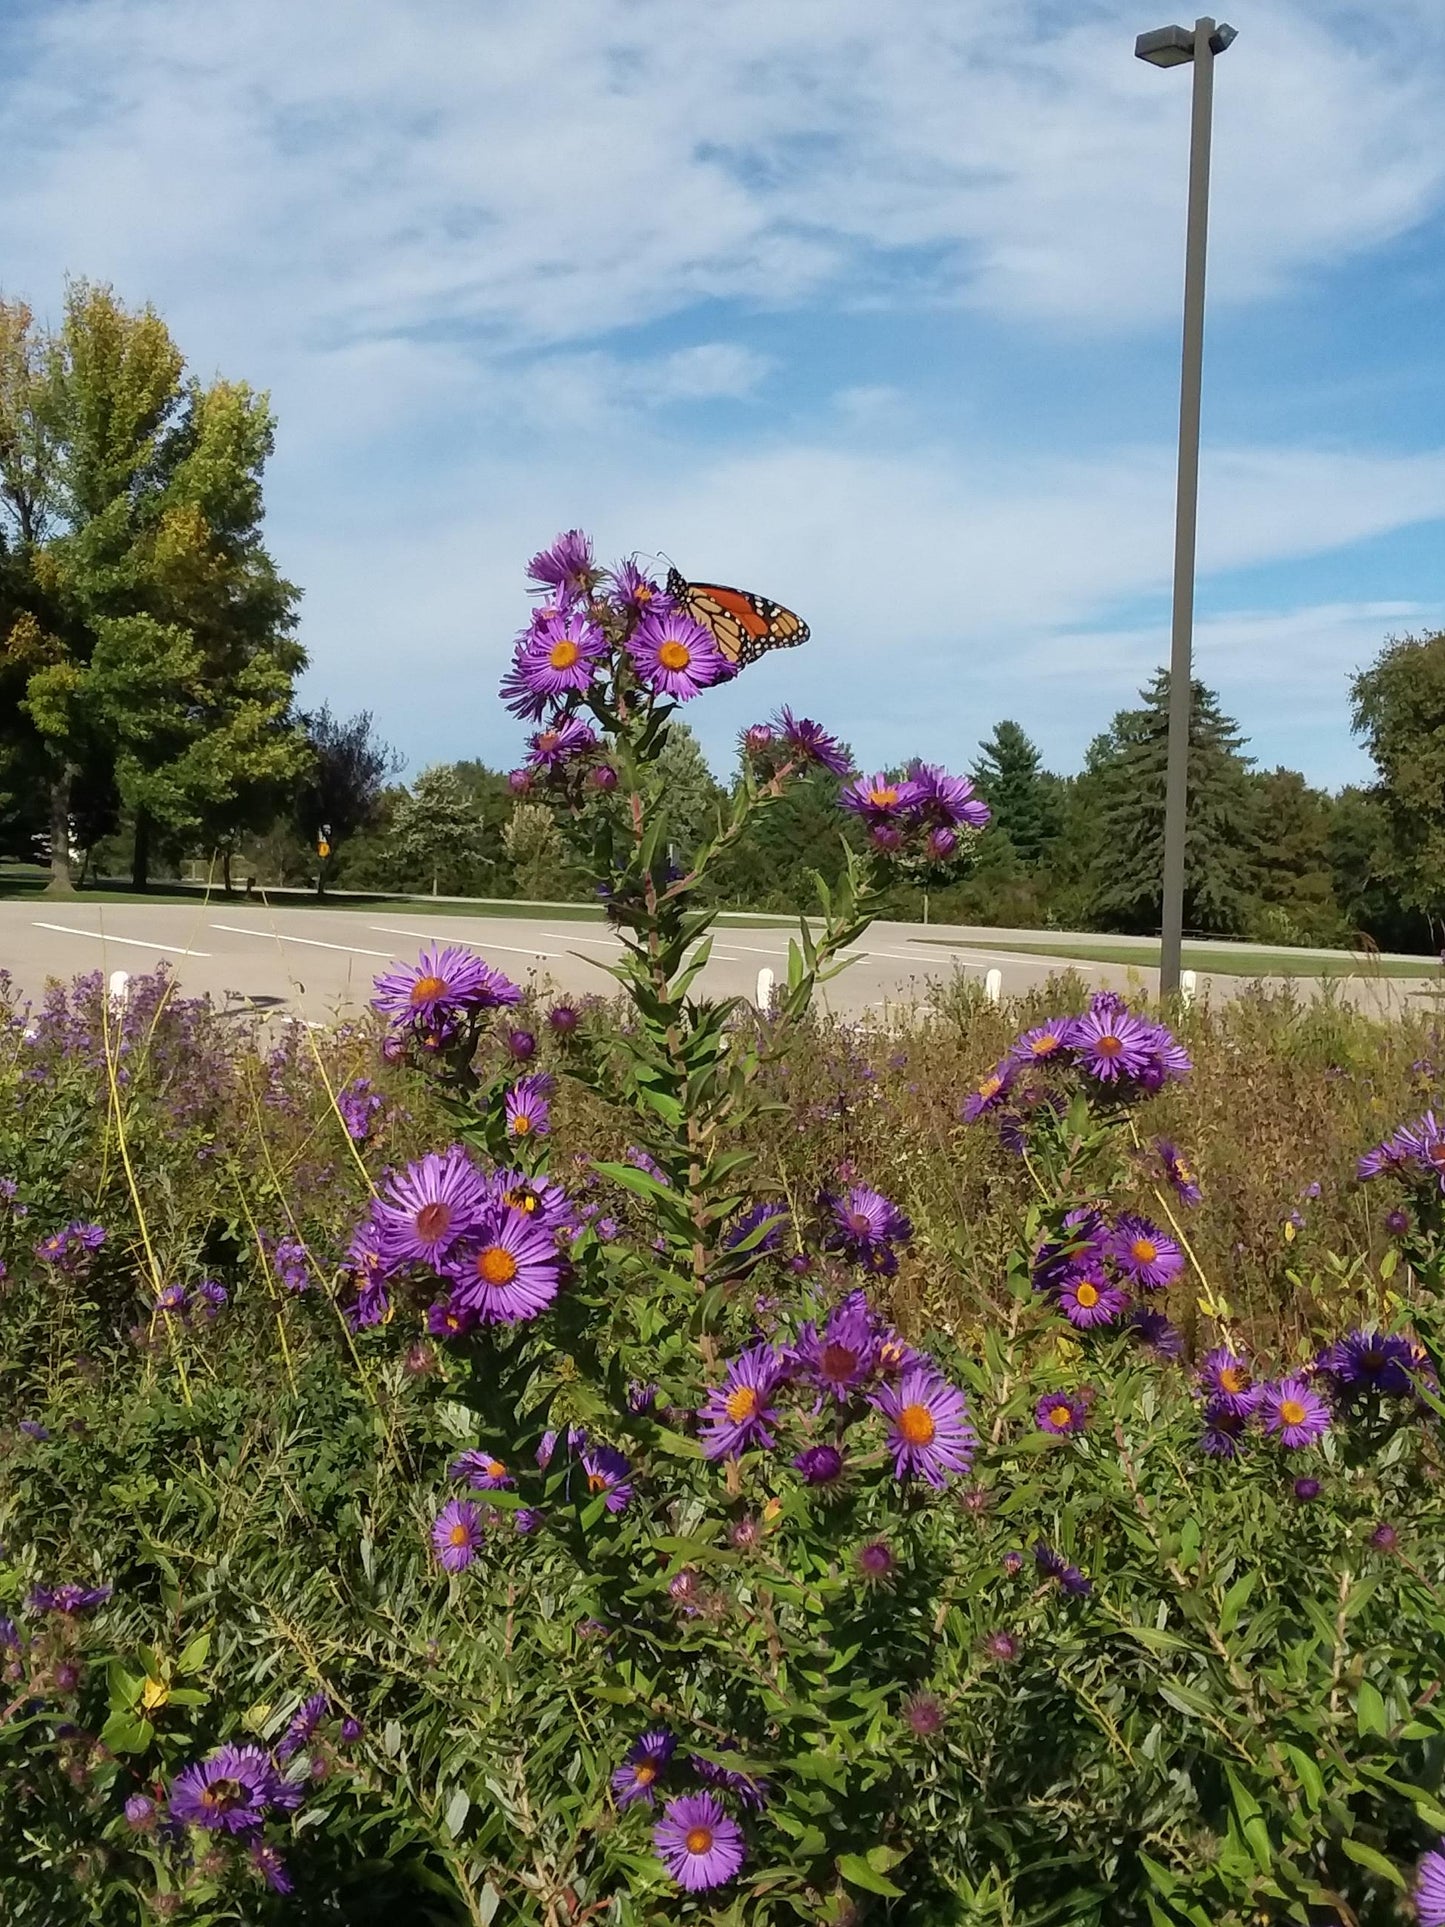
(2, 0, 1443, 788)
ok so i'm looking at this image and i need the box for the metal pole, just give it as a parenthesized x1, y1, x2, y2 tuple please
(1158, 17, 1216, 997)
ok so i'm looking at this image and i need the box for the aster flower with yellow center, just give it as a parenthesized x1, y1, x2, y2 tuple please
(699, 1343, 790, 1460)
(872, 1365, 976, 1487)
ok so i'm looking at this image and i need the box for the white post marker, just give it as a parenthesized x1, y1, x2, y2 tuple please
(984, 968, 1003, 1007)
(755, 967, 775, 1011)
(1179, 967, 1197, 1007)
(108, 970, 131, 1013)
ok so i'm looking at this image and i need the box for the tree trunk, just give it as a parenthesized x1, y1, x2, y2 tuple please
(315, 855, 326, 899)
(221, 849, 233, 898)
(45, 768, 74, 896)
(131, 808, 152, 893)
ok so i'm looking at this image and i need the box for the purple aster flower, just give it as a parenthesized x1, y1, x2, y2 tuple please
(372, 945, 494, 1026)
(527, 715, 598, 770)
(823, 1184, 911, 1262)
(877, 1330, 928, 1378)
(517, 610, 609, 701)
(124, 1793, 156, 1830)
(872, 1365, 976, 1487)
(839, 770, 925, 824)
(1134, 1022, 1193, 1090)
(1069, 1006, 1154, 1083)
(1129, 1305, 1184, 1360)
(504, 1072, 553, 1140)
(1032, 1209, 1109, 1294)
(629, 608, 728, 699)
(699, 1344, 789, 1459)
(431, 1499, 484, 1572)
(856, 1537, 898, 1586)
(155, 1283, 187, 1314)
(29, 1583, 111, 1615)
(906, 761, 990, 830)
(373, 1146, 491, 1270)
(723, 1200, 789, 1262)
(249, 1842, 294, 1896)
(794, 1443, 846, 1486)
(1356, 1126, 1417, 1182)
(337, 1077, 382, 1142)
(1109, 1215, 1183, 1290)
(1199, 1398, 1251, 1459)
(962, 1061, 1017, 1122)
(1034, 1542, 1066, 1580)
(1198, 1348, 1261, 1416)
(796, 1292, 880, 1401)
(340, 1717, 363, 1744)
(611, 1729, 675, 1809)
(276, 1692, 328, 1763)
(1259, 1376, 1331, 1449)
(1035, 1391, 1088, 1436)
(169, 1744, 298, 1834)
(1385, 1206, 1411, 1235)
(450, 1449, 514, 1490)
(446, 1207, 564, 1323)
(692, 1750, 769, 1812)
(1370, 1522, 1399, 1552)
(504, 1028, 537, 1063)
(1057, 1269, 1129, 1328)
(344, 1278, 391, 1332)
(580, 1444, 633, 1513)
(425, 1297, 477, 1340)
(1318, 1329, 1425, 1399)
(1293, 1476, 1322, 1502)
(1156, 1139, 1202, 1205)
(1060, 1565, 1092, 1597)
(547, 1001, 580, 1037)
(527, 529, 598, 606)
(653, 1791, 745, 1892)
(19, 1419, 49, 1440)
(984, 1629, 1020, 1663)
(608, 558, 669, 621)
(770, 707, 852, 777)
(1009, 1022, 1075, 1067)
(1417, 1848, 1445, 1927)
(628, 1381, 659, 1415)
(514, 1507, 543, 1534)
(494, 1168, 574, 1233)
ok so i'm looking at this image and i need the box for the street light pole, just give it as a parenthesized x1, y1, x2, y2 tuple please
(1136, 18, 1236, 996)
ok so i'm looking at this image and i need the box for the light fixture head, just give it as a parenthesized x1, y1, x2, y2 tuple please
(1209, 22, 1238, 53)
(1135, 24, 1194, 66)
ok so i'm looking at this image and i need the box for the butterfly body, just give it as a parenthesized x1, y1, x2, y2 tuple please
(665, 567, 809, 669)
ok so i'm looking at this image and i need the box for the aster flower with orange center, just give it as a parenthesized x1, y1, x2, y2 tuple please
(446, 1207, 564, 1323)
(517, 610, 609, 701)
(1259, 1376, 1331, 1449)
(504, 1073, 554, 1139)
(1109, 1214, 1184, 1290)
(699, 1343, 789, 1459)
(1057, 1269, 1128, 1328)
(611, 1729, 675, 1809)
(652, 1791, 745, 1892)
(449, 1450, 514, 1490)
(872, 1365, 976, 1486)
(839, 769, 925, 824)
(372, 945, 502, 1026)
(628, 609, 728, 699)
(1035, 1390, 1088, 1435)
(431, 1498, 484, 1572)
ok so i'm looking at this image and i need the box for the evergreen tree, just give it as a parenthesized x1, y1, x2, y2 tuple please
(971, 720, 1059, 864)
(1249, 767, 1343, 945)
(1082, 670, 1261, 936)
(1351, 631, 1445, 930)
(652, 721, 727, 853)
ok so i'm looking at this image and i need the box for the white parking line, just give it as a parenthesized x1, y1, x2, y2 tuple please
(541, 931, 620, 948)
(209, 923, 393, 958)
(367, 924, 561, 959)
(34, 922, 211, 957)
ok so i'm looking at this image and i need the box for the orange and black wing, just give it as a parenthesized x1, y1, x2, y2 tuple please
(666, 567, 809, 668)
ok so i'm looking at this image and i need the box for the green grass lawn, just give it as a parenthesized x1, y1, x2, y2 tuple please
(913, 934, 1439, 979)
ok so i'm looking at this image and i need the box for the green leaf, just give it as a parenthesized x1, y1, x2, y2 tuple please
(175, 1632, 211, 1676)
(1340, 1839, 1405, 1887)
(100, 1711, 154, 1755)
(443, 1787, 470, 1838)
(1284, 1745, 1324, 1809)
(836, 1853, 904, 1898)
(1355, 1680, 1388, 1738)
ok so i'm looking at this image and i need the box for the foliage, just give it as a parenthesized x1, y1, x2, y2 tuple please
(293, 704, 402, 894)
(971, 720, 1060, 867)
(5, 542, 1445, 1925)
(1351, 630, 1445, 932)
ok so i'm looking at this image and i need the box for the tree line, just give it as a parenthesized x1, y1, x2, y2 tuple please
(2, 285, 1442, 947)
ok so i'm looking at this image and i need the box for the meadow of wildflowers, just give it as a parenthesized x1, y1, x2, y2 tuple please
(4, 535, 1445, 1925)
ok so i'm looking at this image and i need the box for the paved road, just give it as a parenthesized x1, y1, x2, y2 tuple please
(0, 900, 1436, 1025)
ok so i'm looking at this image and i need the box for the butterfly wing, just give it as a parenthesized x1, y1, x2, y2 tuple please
(666, 568, 809, 668)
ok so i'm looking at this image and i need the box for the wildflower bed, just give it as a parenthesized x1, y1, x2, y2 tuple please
(4, 534, 1445, 1927)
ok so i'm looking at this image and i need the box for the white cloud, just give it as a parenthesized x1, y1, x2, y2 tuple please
(1, 0, 1441, 356)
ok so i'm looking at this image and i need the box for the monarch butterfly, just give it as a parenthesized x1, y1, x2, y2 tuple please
(665, 567, 810, 669)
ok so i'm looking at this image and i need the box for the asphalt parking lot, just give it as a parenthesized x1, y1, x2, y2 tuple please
(0, 899, 1435, 1025)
